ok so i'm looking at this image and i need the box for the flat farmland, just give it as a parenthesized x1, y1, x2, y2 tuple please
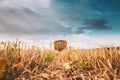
(0, 41, 120, 80)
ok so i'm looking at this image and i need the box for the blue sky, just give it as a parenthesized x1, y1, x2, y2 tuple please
(0, 0, 120, 48)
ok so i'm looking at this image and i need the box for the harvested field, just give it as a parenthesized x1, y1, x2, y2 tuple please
(0, 41, 120, 80)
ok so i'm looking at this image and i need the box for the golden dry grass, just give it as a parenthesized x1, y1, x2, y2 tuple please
(0, 41, 120, 80)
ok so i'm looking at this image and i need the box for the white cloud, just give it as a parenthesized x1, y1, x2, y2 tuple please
(0, 34, 120, 49)
(1, 0, 85, 36)
(0, 0, 50, 9)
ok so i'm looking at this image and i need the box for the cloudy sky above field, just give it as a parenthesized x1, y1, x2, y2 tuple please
(0, 0, 120, 48)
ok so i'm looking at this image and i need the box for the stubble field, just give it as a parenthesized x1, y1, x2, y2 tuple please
(0, 41, 120, 80)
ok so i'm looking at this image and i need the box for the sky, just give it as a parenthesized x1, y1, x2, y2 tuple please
(0, 0, 120, 48)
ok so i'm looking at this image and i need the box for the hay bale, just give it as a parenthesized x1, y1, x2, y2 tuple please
(54, 40, 67, 51)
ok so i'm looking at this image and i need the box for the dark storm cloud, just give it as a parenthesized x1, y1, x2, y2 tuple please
(51, 0, 91, 22)
(0, 0, 88, 36)
(0, 7, 85, 35)
(82, 18, 111, 30)
(3, 7, 35, 16)
(0, 0, 113, 36)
